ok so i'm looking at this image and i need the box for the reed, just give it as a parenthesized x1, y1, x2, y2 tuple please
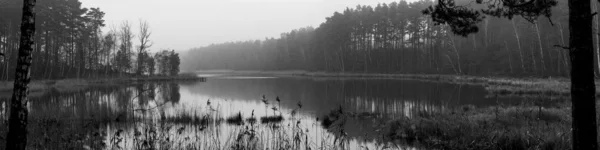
(259, 115, 284, 124)
(378, 105, 572, 150)
(225, 112, 244, 125)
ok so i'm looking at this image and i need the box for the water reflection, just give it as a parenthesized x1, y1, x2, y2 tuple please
(182, 77, 522, 118)
(0, 76, 526, 149)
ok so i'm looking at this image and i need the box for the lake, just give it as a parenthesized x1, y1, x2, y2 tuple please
(0, 73, 531, 149)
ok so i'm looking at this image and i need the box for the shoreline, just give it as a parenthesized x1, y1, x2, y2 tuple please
(194, 70, 593, 98)
(0, 75, 205, 98)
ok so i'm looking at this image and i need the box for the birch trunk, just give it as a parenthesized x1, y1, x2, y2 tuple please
(6, 0, 37, 149)
(450, 35, 461, 74)
(535, 22, 546, 72)
(558, 23, 570, 76)
(504, 41, 513, 73)
(512, 19, 525, 72)
(595, 1, 600, 76)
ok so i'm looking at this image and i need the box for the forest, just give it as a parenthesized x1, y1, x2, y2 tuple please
(2, 0, 600, 149)
(182, 0, 598, 77)
(0, 0, 181, 80)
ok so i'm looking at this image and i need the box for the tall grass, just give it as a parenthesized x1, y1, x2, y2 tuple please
(98, 96, 351, 150)
(0, 89, 584, 150)
(0, 95, 359, 150)
(378, 105, 573, 149)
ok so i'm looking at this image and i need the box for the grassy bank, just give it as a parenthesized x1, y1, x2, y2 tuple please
(383, 104, 573, 149)
(0, 74, 204, 97)
(317, 102, 575, 149)
(298, 73, 588, 98)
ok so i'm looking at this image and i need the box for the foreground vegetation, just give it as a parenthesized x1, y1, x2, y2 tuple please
(0, 95, 360, 150)
(383, 104, 573, 149)
(319, 101, 575, 150)
(5, 98, 578, 150)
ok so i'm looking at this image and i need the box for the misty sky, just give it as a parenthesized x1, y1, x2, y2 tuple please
(79, 0, 409, 52)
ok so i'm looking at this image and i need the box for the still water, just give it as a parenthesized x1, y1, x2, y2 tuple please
(0, 74, 527, 149)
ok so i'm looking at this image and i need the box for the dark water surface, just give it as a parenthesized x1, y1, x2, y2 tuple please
(0, 74, 529, 149)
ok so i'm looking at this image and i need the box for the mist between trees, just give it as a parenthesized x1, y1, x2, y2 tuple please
(0, 0, 180, 80)
(182, 0, 593, 77)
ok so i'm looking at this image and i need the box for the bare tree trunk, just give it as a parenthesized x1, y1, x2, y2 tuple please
(595, 1, 600, 76)
(472, 34, 476, 51)
(105, 41, 109, 77)
(5, 59, 9, 80)
(558, 23, 570, 76)
(111, 28, 118, 78)
(535, 22, 546, 73)
(450, 35, 461, 74)
(568, 0, 598, 149)
(484, 18, 489, 48)
(338, 48, 345, 72)
(512, 19, 525, 73)
(137, 20, 152, 76)
(505, 41, 513, 73)
(445, 54, 458, 74)
(530, 40, 538, 74)
(43, 30, 49, 78)
(6, 0, 36, 149)
(4, 22, 12, 81)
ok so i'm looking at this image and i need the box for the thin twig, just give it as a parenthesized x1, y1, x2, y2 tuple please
(553, 45, 570, 50)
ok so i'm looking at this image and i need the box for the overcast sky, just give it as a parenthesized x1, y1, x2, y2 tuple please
(79, 0, 407, 52)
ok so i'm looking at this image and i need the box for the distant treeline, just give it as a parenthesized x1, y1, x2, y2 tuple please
(0, 0, 180, 80)
(182, 0, 600, 77)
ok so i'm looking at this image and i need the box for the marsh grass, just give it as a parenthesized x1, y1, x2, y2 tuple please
(4, 105, 570, 150)
(311, 101, 579, 150)
(22, 115, 324, 149)
(2, 87, 583, 150)
(226, 112, 244, 125)
(379, 105, 573, 150)
(0, 94, 361, 150)
(259, 115, 284, 124)
(290, 72, 600, 98)
(98, 103, 350, 150)
(163, 113, 223, 125)
(245, 117, 257, 124)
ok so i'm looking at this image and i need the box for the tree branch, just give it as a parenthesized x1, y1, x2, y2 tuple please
(503, 0, 535, 8)
(554, 45, 570, 50)
(547, 17, 555, 26)
(590, 12, 598, 19)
